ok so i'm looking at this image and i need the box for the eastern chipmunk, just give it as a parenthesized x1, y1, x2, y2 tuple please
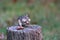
(17, 14, 31, 30)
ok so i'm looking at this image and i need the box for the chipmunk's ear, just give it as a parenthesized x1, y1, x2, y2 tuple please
(25, 13, 30, 17)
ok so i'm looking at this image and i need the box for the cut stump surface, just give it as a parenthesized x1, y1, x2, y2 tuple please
(7, 25, 43, 40)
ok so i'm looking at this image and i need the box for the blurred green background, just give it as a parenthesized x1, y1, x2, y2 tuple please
(0, 0, 60, 40)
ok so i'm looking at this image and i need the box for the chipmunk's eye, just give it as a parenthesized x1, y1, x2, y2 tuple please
(28, 19, 31, 21)
(22, 18, 26, 22)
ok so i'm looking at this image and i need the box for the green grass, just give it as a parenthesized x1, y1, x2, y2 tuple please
(0, 1, 60, 40)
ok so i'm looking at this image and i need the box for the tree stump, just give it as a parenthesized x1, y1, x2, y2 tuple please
(7, 25, 43, 40)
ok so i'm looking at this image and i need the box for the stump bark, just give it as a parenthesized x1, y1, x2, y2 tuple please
(7, 25, 43, 40)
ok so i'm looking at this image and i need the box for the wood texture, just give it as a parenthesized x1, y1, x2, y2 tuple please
(7, 25, 43, 40)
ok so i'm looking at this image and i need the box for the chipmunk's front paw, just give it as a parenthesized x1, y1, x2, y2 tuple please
(17, 26, 24, 30)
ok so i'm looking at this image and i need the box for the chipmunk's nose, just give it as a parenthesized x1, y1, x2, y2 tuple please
(26, 21, 29, 23)
(26, 21, 30, 25)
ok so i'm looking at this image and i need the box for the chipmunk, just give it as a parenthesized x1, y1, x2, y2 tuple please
(17, 14, 31, 30)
